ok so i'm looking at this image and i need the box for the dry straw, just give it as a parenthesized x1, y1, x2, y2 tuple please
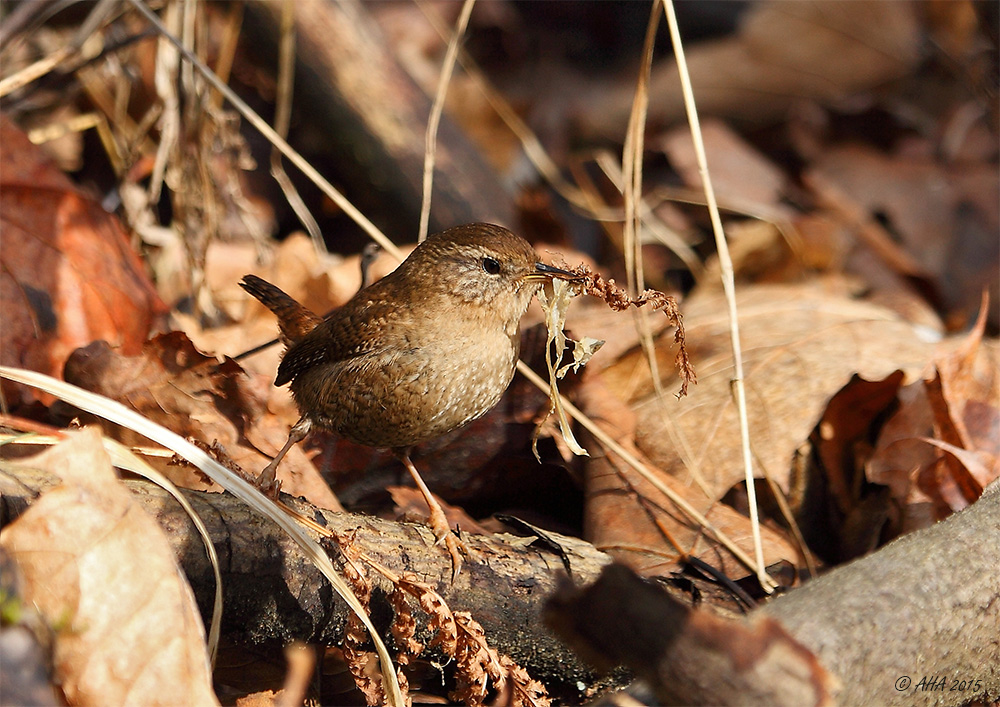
(662, 0, 773, 590)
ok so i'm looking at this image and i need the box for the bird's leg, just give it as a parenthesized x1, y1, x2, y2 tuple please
(395, 449, 469, 581)
(258, 418, 311, 497)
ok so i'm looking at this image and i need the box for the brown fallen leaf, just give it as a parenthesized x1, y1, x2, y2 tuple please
(0, 115, 165, 408)
(792, 371, 906, 563)
(867, 304, 1000, 531)
(811, 144, 999, 326)
(0, 427, 218, 706)
(814, 371, 906, 518)
(864, 384, 939, 535)
(62, 332, 341, 509)
(661, 118, 789, 216)
(581, 0, 921, 134)
(618, 282, 940, 503)
(577, 376, 799, 580)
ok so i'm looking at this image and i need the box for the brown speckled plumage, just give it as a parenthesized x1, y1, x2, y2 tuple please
(240, 223, 577, 577)
(242, 223, 544, 448)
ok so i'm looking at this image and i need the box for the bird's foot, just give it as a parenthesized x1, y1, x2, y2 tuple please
(254, 462, 282, 500)
(425, 501, 472, 582)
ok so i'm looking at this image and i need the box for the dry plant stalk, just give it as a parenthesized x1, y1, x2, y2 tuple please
(533, 267, 694, 459)
(662, 0, 771, 590)
(572, 264, 696, 397)
(418, 0, 476, 242)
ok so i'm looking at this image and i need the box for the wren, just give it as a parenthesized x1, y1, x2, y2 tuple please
(240, 223, 577, 576)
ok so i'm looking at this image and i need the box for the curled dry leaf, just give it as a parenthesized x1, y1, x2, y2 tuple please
(340, 559, 385, 707)
(451, 612, 502, 707)
(498, 655, 551, 707)
(391, 574, 549, 707)
(61, 331, 339, 508)
(0, 428, 217, 706)
(397, 573, 457, 657)
(388, 585, 423, 662)
(661, 118, 788, 215)
(577, 376, 798, 579)
(867, 306, 1000, 532)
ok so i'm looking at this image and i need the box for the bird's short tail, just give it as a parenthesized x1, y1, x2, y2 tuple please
(240, 275, 323, 344)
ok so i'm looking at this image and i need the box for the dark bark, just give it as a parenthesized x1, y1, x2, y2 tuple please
(545, 480, 1000, 706)
(6, 462, 996, 705)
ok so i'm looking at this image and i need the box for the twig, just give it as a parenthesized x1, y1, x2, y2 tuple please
(623, 1, 672, 445)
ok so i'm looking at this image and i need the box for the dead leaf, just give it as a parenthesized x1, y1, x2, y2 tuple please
(0, 115, 165, 408)
(578, 376, 798, 579)
(814, 372, 906, 517)
(661, 119, 788, 215)
(919, 437, 994, 501)
(0, 427, 218, 706)
(622, 283, 939, 503)
(866, 309, 1000, 528)
(811, 144, 999, 325)
(61, 332, 341, 510)
(582, 0, 921, 134)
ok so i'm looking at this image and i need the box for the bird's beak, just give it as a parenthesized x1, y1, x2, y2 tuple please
(524, 261, 583, 282)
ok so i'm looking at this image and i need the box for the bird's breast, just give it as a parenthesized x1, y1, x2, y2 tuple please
(290, 319, 520, 449)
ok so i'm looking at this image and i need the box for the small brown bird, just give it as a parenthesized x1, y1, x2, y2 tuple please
(240, 223, 577, 576)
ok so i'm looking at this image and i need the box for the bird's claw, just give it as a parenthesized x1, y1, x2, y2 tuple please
(426, 505, 471, 582)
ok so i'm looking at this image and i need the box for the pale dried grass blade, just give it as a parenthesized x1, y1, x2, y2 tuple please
(516, 361, 766, 578)
(592, 151, 702, 276)
(622, 1, 667, 411)
(0, 0, 116, 97)
(663, 0, 773, 591)
(126, 0, 402, 261)
(418, 0, 476, 242)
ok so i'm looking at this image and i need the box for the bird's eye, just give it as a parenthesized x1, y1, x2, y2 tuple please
(482, 257, 501, 275)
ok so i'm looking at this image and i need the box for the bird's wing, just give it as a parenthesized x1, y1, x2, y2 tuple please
(275, 295, 403, 387)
